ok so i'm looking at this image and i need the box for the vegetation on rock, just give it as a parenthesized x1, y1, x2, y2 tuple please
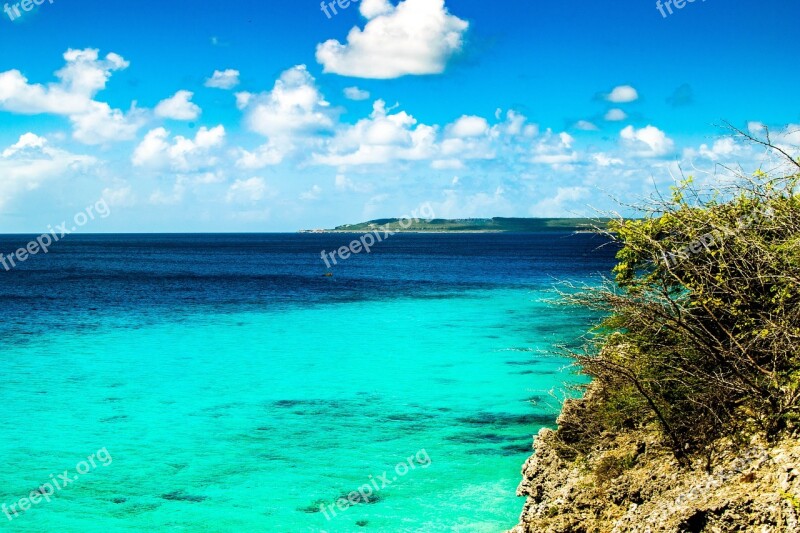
(564, 136, 800, 462)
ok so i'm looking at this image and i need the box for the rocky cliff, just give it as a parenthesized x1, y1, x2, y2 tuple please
(508, 386, 800, 532)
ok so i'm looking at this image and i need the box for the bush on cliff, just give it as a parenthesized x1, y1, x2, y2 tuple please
(565, 135, 800, 462)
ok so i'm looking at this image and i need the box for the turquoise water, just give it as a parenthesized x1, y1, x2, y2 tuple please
(0, 234, 613, 532)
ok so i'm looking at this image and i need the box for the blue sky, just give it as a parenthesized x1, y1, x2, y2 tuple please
(0, 0, 798, 232)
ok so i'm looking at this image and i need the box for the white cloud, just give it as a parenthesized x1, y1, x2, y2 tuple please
(335, 174, 354, 190)
(360, 0, 394, 18)
(102, 186, 136, 207)
(193, 171, 226, 185)
(604, 108, 628, 121)
(344, 86, 371, 101)
(747, 121, 766, 136)
(205, 69, 240, 90)
(766, 124, 800, 152)
(684, 137, 740, 161)
(432, 159, 465, 170)
(447, 115, 489, 138)
(440, 137, 494, 160)
(575, 120, 599, 131)
(155, 90, 201, 121)
(334, 174, 372, 193)
(592, 153, 624, 166)
(679, 124, 800, 178)
(620, 125, 674, 157)
(314, 99, 437, 166)
(132, 125, 226, 171)
(300, 184, 323, 201)
(440, 116, 495, 161)
(235, 92, 252, 110)
(606, 85, 639, 103)
(238, 65, 334, 140)
(1, 132, 47, 157)
(71, 101, 144, 145)
(428, 187, 513, 219)
(491, 109, 538, 138)
(741, 123, 800, 153)
(0, 133, 95, 207)
(0, 49, 128, 115)
(530, 130, 578, 166)
(235, 141, 286, 169)
(316, 0, 469, 79)
(149, 177, 187, 205)
(226, 177, 272, 203)
(531, 187, 590, 217)
(232, 66, 339, 169)
(313, 105, 544, 168)
(0, 48, 141, 144)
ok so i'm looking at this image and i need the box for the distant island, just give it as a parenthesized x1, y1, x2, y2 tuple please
(301, 217, 611, 233)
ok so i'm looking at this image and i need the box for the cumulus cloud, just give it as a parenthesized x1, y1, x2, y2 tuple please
(592, 153, 624, 167)
(238, 65, 334, 139)
(235, 141, 286, 169)
(530, 130, 578, 166)
(575, 120, 599, 131)
(680, 124, 800, 177)
(606, 85, 639, 103)
(132, 125, 226, 171)
(205, 69, 240, 90)
(344, 86, 371, 100)
(447, 115, 489, 138)
(532, 186, 590, 217)
(316, 0, 469, 79)
(427, 187, 513, 220)
(492, 109, 539, 138)
(226, 177, 273, 203)
(360, 0, 394, 18)
(233, 66, 335, 168)
(775, 125, 800, 149)
(437, 115, 495, 165)
(746, 123, 800, 153)
(149, 177, 188, 205)
(0, 133, 95, 207)
(314, 99, 437, 166)
(620, 125, 675, 157)
(334, 174, 372, 193)
(439, 140, 493, 163)
(314, 104, 537, 168)
(300, 184, 323, 201)
(431, 159, 465, 170)
(70, 101, 144, 145)
(154, 90, 201, 121)
(0, 48, 142, 144)
(683, 138, 741, 162)
(335, 174, 355, 191)
(604, 108, 628, 121)
(102, 186, 136, 207)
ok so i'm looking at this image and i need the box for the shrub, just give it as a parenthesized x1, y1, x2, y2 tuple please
(565, 133, 800, 462)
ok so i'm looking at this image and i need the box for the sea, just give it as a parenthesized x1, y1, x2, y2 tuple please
(0, 232, 617, 532)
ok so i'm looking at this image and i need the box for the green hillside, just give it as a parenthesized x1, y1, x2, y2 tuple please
(316, 217, 610, 233)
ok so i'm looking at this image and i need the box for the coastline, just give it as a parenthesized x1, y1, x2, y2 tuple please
(300, 217, 610, 235)
(507, 383, 800, 532)
(301, 229, 506, 234)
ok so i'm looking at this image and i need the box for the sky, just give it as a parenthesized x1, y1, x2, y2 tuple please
(0, 0, 798, 232)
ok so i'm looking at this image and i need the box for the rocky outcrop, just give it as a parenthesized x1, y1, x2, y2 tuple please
(508, 393, 800, 532)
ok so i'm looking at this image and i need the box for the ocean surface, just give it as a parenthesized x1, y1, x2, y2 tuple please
(0, 233, 617, 532)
